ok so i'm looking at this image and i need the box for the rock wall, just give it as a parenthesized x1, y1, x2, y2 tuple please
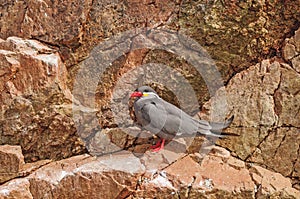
(0, 145, 299, 198)
(0, 37, 86, 161)
(0, 0, 300, 198)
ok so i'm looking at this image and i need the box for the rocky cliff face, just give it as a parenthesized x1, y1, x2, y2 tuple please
(0, 145, 299, 198)
(0, 0, 299, 198)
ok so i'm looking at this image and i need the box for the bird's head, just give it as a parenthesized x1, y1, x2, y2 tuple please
(130, 86, 158, 98)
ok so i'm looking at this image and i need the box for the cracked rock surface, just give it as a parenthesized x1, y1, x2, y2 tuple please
(0, 37, 86, 162)
(202, 32, 300, 190)
(0, 0, 300, 198)
(1, 146, 299, 199)
(0, 37, 84, 161)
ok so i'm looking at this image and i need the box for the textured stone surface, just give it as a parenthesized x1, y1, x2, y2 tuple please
(0, 152, 144, 199)
(283, 28, 300, 73)
(0, 145, 50, 185)
(0, 37, 86, 161)
(202, 57, 300, 188)
(1, 149, 299, 199)
(250, 128, 300, 177)
(1, 0, 299, 72)
(1, 1, 299, 119)
(0, 1, 300, 198)
(28, 153, 144, 199)
(0, 0, 92, 49)
(250, 165, 300, 198)
(0, 178, 33, 199)
(276, 65, 300, 127)
(134, 147, 299, 198)
(0, 145, 24, 183)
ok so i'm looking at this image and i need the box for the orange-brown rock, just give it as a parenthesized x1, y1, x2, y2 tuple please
(0, 0, 300, 198)
(1, 0, 299, 73)
(0, 145, 51, 185)
(250, 165, 300, 198)
(0, 153, 145, 199)
(0, 37, 86, 162)
(1, 149, 299, 199)
(134, 147, 299, 198)
(201, 56, 300, 188)
(283, 28, 300, 73)
(0, 145, 24, 183)
(0, 179, 33, 199)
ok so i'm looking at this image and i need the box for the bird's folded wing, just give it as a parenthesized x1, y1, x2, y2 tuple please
(136, 97, 233, 138)
(138, 100, 168, 134)
(163, 100, 211, 129)
(163, 100, 232, 137)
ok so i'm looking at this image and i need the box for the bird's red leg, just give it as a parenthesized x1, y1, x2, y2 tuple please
(151, 139, 165, 152)
(150, 139, 161, 149)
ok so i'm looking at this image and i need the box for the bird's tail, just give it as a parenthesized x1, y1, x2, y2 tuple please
(209, 115, 234, 131)
(197, 116, 235, 138)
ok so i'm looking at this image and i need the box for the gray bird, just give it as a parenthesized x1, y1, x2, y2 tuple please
(130, 86, 234, 152)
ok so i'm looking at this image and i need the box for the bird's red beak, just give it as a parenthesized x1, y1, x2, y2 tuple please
(130, 91, 143, 98)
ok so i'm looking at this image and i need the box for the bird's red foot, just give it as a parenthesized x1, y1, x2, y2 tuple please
(150, 139, 165, 152)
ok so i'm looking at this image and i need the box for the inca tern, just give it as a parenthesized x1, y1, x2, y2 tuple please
(130, 86, 234, 152)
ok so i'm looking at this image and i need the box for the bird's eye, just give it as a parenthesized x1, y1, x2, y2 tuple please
(144, 89, 149, 92)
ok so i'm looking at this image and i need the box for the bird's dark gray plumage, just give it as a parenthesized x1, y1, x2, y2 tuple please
(131, 86, 234, 141)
